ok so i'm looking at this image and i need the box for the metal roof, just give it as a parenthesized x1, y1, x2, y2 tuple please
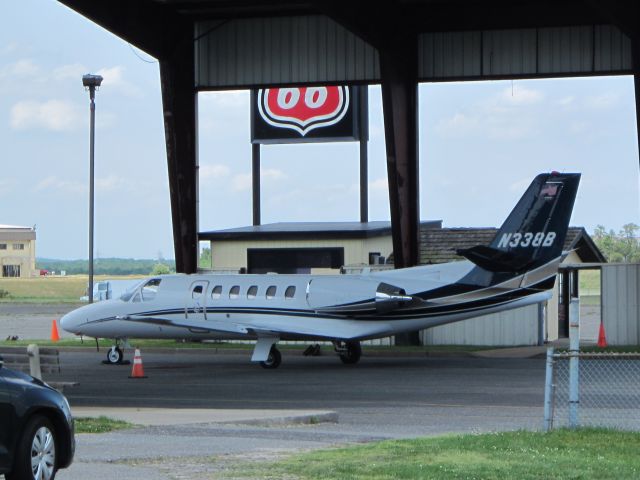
(200, 220, 442, 241)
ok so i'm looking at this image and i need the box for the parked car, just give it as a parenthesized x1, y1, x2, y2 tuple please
(0, 355, 74, 480)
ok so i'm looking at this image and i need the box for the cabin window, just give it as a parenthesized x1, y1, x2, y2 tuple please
(142, 279, 161, 301)
(211, 285, 222, 299)
(266, 286, 277, 299)
(285, 286, 296, 299)
(192, 285, 204, 300)
(247, 285, 258, 299)
(229, 285, 240, 299)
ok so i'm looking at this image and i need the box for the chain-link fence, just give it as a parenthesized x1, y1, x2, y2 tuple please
(545, 349, 640, 431)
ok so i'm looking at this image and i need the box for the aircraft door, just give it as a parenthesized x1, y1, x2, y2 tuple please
(186, 281, 209, 320)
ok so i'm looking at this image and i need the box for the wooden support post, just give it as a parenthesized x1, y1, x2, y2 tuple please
(159, 25, 198, 274)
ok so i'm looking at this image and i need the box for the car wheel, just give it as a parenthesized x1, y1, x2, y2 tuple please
(6, 415, 57, 480)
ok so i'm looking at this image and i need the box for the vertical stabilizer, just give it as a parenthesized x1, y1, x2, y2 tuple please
(458, 172, 580, 275)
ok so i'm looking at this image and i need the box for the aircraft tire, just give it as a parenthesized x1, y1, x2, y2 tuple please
(260, 346, 282, 369)
(339, 341, 361, 365)
(107, 346, 124, 364)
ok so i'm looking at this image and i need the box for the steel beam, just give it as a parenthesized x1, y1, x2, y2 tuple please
(160, 26, 199, 274)
(379, 38, 420, 270)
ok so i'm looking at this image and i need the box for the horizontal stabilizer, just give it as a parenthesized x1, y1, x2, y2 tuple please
(457, 245, 532, 273)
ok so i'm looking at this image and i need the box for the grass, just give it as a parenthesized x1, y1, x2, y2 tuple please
(74, 416, 136, 433)
(579, 269, 601, 297)
(0, 275, 144, 303)
(222, 428, 640, 480)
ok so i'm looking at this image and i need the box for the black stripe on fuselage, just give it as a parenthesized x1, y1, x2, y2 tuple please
(83, 276, 554, 327)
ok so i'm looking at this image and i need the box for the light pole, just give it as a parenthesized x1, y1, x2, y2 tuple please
(82, 74, 103, 304)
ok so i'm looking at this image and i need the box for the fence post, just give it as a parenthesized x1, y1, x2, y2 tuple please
(543, 346, 555, 431)
(568, 297, 580, 428)
(27, 344, 42, 380)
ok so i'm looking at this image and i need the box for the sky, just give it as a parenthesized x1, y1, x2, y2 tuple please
(1, 1, 639, 260)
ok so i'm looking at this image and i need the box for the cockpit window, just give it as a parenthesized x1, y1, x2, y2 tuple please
(132, 292, 142, 303)
(120, 280, 146, 302)
(142, 278, 161, 301)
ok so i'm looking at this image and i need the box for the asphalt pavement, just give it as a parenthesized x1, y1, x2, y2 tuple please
(42, 349, 550, 479)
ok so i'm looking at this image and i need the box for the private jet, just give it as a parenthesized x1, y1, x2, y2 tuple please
(61, 172, 580, 368)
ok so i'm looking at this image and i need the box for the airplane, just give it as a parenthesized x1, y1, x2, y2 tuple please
(61, 172, 580, 369)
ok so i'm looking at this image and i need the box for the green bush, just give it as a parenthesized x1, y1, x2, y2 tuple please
(0, 289, 10, 299)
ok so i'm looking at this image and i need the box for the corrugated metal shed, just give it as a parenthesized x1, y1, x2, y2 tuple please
(602, 264, 640, 345)
(419, 25, 632, 81)
(422, 304, 540, 346)
(197, 18, 633, 88)
(195, 16, 380, 88)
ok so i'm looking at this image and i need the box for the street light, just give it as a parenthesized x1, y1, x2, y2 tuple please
(82, 74, 103, 304)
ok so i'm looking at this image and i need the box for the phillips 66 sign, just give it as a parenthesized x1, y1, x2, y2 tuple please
(251, 85, 367, 144)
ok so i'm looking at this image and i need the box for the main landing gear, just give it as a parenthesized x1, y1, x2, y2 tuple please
(260, 345, 282, 369)
(334, 340, 362, 365)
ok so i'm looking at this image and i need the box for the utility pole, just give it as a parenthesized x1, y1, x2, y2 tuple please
(82, 74, 103, 304)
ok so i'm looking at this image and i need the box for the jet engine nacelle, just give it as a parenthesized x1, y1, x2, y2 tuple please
(306, 277, 413, 315)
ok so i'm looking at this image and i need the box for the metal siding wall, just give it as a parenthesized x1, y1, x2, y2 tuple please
(483, 29, 538, 76)
(422, 304, 539, 346)
(418, 25, 632, 80)
(602, 264, 640, 345)
(420, 31, 482, 79)
(195, 16, 380, 88)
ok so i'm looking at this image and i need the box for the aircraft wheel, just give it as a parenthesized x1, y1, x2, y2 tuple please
(107, 346, 124, 364)
(339, 341, 361, 365)
(260, 346, 281, 369)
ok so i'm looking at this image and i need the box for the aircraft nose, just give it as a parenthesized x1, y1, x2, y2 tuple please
(60, 310, 82, 334)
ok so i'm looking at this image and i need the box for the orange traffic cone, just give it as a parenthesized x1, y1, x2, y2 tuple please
(597, 322, 608, 348)
(129, 348, 147, 378)
(50, 320, 60, 342)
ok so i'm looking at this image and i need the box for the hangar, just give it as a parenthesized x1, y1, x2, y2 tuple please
(56, 1, 639, 344)
(57, 0, 640, 274)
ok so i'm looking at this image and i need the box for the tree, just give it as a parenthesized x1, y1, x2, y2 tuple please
(199, 247, 212, 269)
(592, 224, 640, 263)
(151, 263, 172, 275)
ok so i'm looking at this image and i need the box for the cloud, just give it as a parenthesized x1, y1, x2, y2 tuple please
(2, 59, 39, 77)
(369, 177, 388, 192)
(436, 84, 544, 140)
(96, 66, 142, 97)
(200, 91, 249, 109)
(500, 85, 544, 105)
(584, 92, 620, 110)
(33, 176, 86, 195)
(10, 99, 83, 132)
(53, 63, 87, 81)
(0, 42, 20, 56)
(231, 173, 252, 192)
(199, 164, 230, 183)
(96, 174, 129, 192)
(0, 179, 17, 197)
(231, 168, 285, 192)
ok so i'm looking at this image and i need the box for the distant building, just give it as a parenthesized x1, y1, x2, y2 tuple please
(0, 225, 36, 278)
(200, 221, 442, 274)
